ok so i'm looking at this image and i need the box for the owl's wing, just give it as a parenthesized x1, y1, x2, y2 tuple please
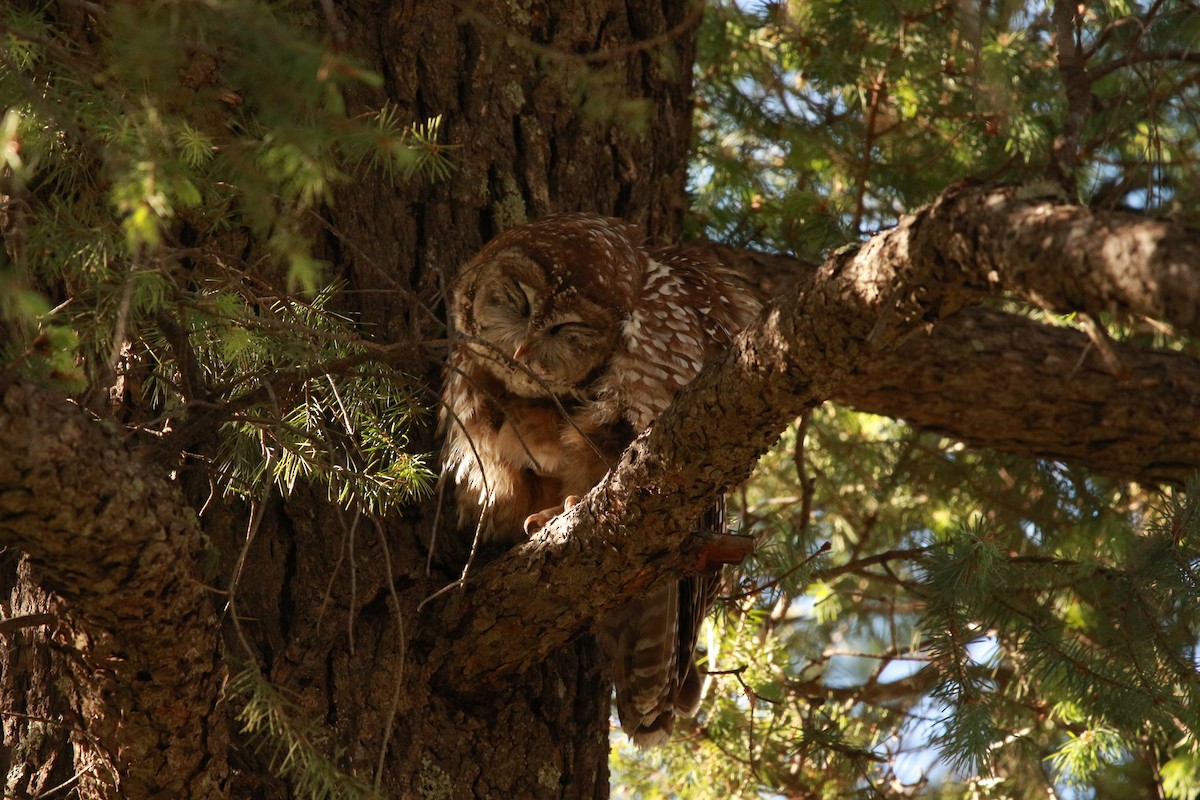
(593, 251, 760, 746)
(676, 495, 726, 715)
(600, 581, 681, 747)
(593, 250, 761, 430)
(600, 497, 725, 748)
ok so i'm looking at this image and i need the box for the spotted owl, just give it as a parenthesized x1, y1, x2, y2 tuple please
(440, 213, 761, 746)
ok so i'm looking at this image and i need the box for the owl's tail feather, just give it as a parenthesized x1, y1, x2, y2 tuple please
(628, 654, 708, 747)
(675, 659, 705, 717)
(605, 582, 707, 748)
(630, 714, 675, 749)
(603, 583, 675, 741)
(604, 502, 727, 747)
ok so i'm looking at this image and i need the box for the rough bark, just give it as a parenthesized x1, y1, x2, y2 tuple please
(199, 1, 700, 798)
(0, 564, 83, 798)
(0, 383, 228, 799)
(719, 245, 1200, 485)
(837, 305, 1200, 485)
(329, 0, 698, 336)
(4, 1, 703, 798)
(909, 184, 1200, 334)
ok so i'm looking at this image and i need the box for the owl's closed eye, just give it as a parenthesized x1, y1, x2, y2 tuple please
(474, 279, 534, 349)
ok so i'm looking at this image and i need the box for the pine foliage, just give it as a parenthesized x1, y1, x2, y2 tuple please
(690, 0, 1200, 256)
(5, 1, 1200, 798)
(229, 667, 382, 800)
(0, 0, 442, 512)
(0, 3, 441, 796)
(616, 416, 1200, 798)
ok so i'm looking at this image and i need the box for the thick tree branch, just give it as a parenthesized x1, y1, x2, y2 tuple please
(0, 382, 227, 799)
(435, 184, 1200, 682)
(717, 246, 1200, 486)
(837, 306, 1200, 485)
(436, 187, 965, 679)
(911, 184, 1200, 335)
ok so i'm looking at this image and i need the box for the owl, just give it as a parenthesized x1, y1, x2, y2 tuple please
(440, 213, 761, 746)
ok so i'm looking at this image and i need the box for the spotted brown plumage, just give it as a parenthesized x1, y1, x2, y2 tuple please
(440, 214, 761, 746)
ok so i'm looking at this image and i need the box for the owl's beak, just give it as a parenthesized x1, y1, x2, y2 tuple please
(512, 343, 529, 361)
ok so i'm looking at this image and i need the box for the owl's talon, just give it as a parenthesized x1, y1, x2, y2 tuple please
(523, 505, 563, 535)
(523, 495, 585, 535)
(524, 496, 584, 535)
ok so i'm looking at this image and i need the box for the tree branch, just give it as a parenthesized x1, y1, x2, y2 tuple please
(910, 184, 1200, 335)
(1052, 0, 1091, 183)
(714, 244, 1200, 486)
(434, 184, 1200, 682)
(0, 382, 228, 799)
(837, 305, 1200, 485)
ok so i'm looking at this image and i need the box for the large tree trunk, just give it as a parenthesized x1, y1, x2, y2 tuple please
(224, 0, 703, 794)
(304, 1, 697, 794)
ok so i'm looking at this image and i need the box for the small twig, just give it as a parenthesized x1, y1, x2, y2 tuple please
(30, 761, 98, 799)
(1089, 49, 1200, 81)
(347, 506, 359, 654)
(708, 665, 780, 705)
(852, 70, 888, 233)
(315, 507, 353, 637)
(1078, 313, 1129, 378)
(793, 411, 816, 537)
(426, 474, 448, 577)
(428, 394, 492, 552)
(156, 310, 213, 403)
(225, 490, 271, 661)
(706, 666, 748, 676)
(316, 0, 347, 46)
(103, 261, 138, 400)
(457, 1, 704, 65)
(448, 337, 615, 468)
(324, 373, 355, 435)
(418, 509, 489, 612)
(813, 545, 931, 582)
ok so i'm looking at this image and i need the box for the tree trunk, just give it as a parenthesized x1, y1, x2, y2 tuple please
(219, 0, 701, 795)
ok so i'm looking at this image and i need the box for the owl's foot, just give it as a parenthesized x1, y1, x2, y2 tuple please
(523, 495, 582, 535)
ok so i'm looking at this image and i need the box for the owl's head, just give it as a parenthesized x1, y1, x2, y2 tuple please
(451, 214, 647, 399)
